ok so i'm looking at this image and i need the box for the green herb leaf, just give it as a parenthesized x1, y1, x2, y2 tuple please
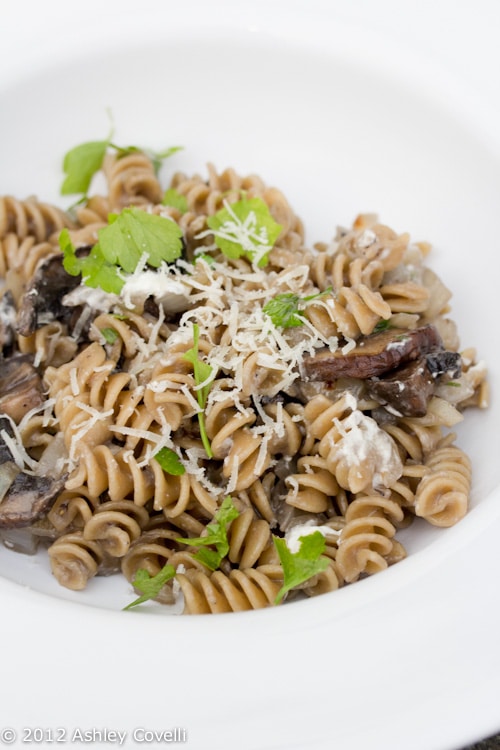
(61, 134, 182, 196)
(176, 497, 239, 571)
(61, 139, 110, 196)
(100, 327, 119, 344)
(183, 323, 215, 458)
(205, 197, 281, 267)
(123, 563, 176, 610)
(273, 531, 329, 604)
(59, 228, 125, 294)
(263, 287, 332, 329)
(60, 207, 183, 294)
(154, 447, 185, 476)
(98, 206, 183, 273)
(263, 293, 305, 328)
(162, 188, 188, 214)
(196, 253, 216, 266)
(372, 319, 392, 333)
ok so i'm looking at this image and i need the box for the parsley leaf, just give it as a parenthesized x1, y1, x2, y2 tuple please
(154, 447, 185, 476)
(176, 497, 239, 571)
(204, 197, 281, 267)
(100, 207, 183, 272)
(263, 288, 332, 328)
(61, 139, 110, 196)
(263, 293, 305, 328)
(183, 323, 215, 458)
(372, 319, 392, 333)
(61, 136, 182, 197)
(59, 228, 124, 294)
(100, 327, 119, 344)
(162, 188, 188, 214)
(273, 531, 329, 604)
(123, 563, 176, 610)
(59, 207, 183, 294)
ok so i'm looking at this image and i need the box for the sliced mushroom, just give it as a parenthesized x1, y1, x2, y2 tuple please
(0, 416, 14, 464)
(425, 349, 461, 380)
(0, 471, 67, 528)
(302, 325, 443, 381)
(16, 251, 83, 336)
(0, 354, 44, 422)
(0, 290, 16, 349)
(367, 359, 436, 417)
(0, 417, 66, 528)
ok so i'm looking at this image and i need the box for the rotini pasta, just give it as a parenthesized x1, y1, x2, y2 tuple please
(0, 142, 488, 615)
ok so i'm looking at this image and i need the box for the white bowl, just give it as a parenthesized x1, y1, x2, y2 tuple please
(0, 2, 499, 749)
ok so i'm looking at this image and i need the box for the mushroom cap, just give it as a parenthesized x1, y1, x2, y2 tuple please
(301, 325, 443, 381)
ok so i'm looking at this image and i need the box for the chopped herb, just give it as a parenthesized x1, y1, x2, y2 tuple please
(201, 197, 282, 267)
(263, 287, 332, 328)
(196, 253, 216, 266)
(373, 319, 392, 333)
(60, 228, 124, 294)
(154, 447, 185, 476)
(162, 188, 188, 214)
(445, 381, 461, 387)
(176, 497, 239, 571)
(101, 207, 183, 272)
(123, 563, 176, 610)
(59, 206, 183, 294)
(273, 531, 329, 604)
(182, 323, 215, 458)
(100, 327, 119, 344)
(61, 136, 181, 197)
(61, 139, 110, 197)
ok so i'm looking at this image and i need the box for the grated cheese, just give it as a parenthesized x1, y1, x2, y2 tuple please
(69, 403, 114, 461)
(285, 520, 341, 553)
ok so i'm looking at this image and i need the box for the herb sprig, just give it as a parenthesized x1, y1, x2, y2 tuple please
(263, 287, 333, 328)
(61, 136, 182, 199)
(176, 497, 239, 571)
(273, 531, 329, 604)
(60, 206, 183, 294)
(199, 196, 282, 267)
(182, 323, 215, 458)
(154, 447, 186, 476)
(123, 563, 176, 610)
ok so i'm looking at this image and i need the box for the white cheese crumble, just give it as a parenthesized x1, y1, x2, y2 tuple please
(332, 407, 403, 490)
(121, 269, 191, 313)
(62, 285, 120, 313)
(285, 520, 341, 553)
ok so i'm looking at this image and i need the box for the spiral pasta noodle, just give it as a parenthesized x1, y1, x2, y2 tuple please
(413, 438, 472, 527)
(48, 532, 104, 590)
(0, 195, 73, 243)
(0, 144, 488, 615)
(176, 565, 283, 615)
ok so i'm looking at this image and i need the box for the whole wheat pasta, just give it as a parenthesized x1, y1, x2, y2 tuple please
(0, 144, 488, 614)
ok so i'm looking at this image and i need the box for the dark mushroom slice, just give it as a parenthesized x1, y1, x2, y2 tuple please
(301, 324, 444, 381)
(0, 471, 67, 529)
(0, 290, 16, 349)
(0, 416, 16, 464)
(367, 358, 436, 417)
(0, 353, 44, 422)
(425, 350, 461, 380)
(0, 417, 67, 528)
(16, 251, 85, 336)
